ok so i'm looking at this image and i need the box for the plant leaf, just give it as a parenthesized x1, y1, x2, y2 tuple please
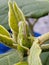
(0, 0, 8, 29)
(0, 49, 23, 65)
(18, 21, 31, 48)
(12, 0, 49, 18)
(28, 39, 42, 65)
(13, 2, 25, 22)
(14, 61, 28, 65)
(0, 25, 10, 37)
(17, 21, 32, 55)
(0, 34, 16, 49)
(8, 1, 18, 33)
(41, 52, 49, 65)
(40, 40, 49, 65)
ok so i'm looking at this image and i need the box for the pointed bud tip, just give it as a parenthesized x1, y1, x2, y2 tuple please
(8, 0, 12, 6)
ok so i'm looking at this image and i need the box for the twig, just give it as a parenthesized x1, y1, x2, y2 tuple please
(38, 32, 49, 44)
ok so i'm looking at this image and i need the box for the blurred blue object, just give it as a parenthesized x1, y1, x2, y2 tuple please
(0, 31, 41, 54)
(0, 43, 11, 54)
(34, 32, 41, 37)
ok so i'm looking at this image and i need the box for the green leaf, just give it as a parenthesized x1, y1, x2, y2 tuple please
(14, 61, 28, 65)
(0, 25, 10, 37)
(0, 49, 23, 65)
(13, 2, 25, 22)
(0, 34, 16, 49)
(46, 55, 49, 65)
(8, 1, 18, 33)
(40, 40, 49, 65)
(8, 1, 25, 33)
(0, 0, 9, 29)
(17, 21, 32, 55)
(41, 52, 49, 65)
(18, 21, 31, 48)
(10, 0, 49, 18)
(28, 39, 42, 65)
(9, 1, 26, 42)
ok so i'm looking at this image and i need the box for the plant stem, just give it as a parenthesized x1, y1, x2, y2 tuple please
(26, 18, 37, 35)
(37, 32, 49, 51)
(38, 32, 49, 44)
